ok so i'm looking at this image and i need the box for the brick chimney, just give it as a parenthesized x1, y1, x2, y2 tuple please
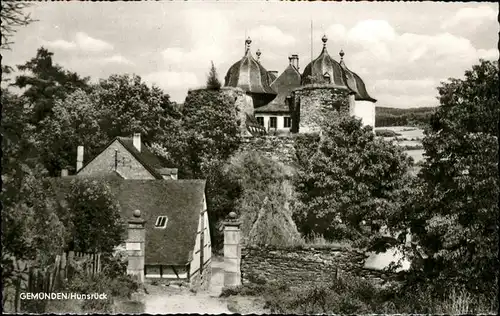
(76, 146, 84, 172)
(290, 54, 299, 70)
(133, 133, 141, 152)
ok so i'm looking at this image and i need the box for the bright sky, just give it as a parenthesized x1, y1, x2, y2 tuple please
(2, 0, 497, 108)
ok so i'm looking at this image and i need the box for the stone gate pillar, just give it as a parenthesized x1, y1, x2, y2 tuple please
(223, 212, 242, 287)
(127, 209, 146, 283)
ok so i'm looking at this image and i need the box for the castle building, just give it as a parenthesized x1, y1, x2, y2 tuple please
(224, 35, 377, 134)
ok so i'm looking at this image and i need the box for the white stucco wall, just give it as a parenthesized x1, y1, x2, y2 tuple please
(203, 210, 211, 264)
(353, 100, 376, 128)
(189, 195, 211, 278)
(255, 113, 292, 132)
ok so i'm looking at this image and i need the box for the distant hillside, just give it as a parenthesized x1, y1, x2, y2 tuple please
(375, 106, 436, 127)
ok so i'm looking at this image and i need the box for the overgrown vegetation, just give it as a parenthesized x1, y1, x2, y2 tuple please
(206, 61, 222, 90)
(2, 13, 497, 313)
(374, 129, 402, 137)
(221, 276, 497, 314)
(293, 115, 414, 241)
(224, 151, 301, 246)
(156, 88, 243, 249)
(384, 59, 499, 302)
(22, 252, 140, 314)
(64, 179, 126, 253)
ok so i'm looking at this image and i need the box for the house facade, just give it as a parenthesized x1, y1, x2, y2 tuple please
(224, 35, 377, 134)
(76, 133, 177, 180)
(55, 133, 211, 289)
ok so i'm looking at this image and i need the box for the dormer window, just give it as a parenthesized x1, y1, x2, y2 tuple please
(323, 72, 331, 83)
(155, 216, 168, 229)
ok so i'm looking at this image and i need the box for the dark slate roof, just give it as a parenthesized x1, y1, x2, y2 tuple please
(340, 60, 377, 103)
(262, 63, 302, 111)
(301, 37, 348, 88)
(49, 176, 206, 266)
(224, 39, 277, 99)
(254, 102, 290, 114)
(267, 71, 278, 83)
(78, 136, 167, 179)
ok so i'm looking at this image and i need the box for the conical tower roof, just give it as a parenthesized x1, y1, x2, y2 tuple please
(338, 49, 376, 102)
(224, 37, 277, 101)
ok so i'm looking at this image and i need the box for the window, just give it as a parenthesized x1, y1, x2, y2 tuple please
(270, 117, 277, 129)
(284, 117, 292, 128)
(256, 117, 264, 126)
(323, 72, 331, 83)
(155, 216, 168, 228)
(145, 265, 161, 278)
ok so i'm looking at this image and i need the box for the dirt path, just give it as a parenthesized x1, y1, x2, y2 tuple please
(144, 292, 231, 314)
(143, 258, 231, 314)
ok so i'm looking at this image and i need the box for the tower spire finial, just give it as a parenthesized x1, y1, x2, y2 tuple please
(339, 49, 345, 61)
(256, 48, 261, 60)
(322, 34, 328, 48)
(245, 36, 252, 55)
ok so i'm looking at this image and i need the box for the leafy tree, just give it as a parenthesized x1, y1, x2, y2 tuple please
(391, 60, 499, 299)
(37, 89, 108, 176)
(167, 89, 242, 249)
(225, 151, 300, 245)
(13, 47, 90, 123)
(1, 90, 67, 297)
(206, 61, 221, 90)
(294, 114, 413, 241)
(176, 89, 241, 178)
(65, 179, 125, 253)
(93, 74, 179, 145)
(1, 2, 36, 49)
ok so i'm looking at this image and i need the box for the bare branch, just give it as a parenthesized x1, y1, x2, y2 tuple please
(1, 2, 37, 50)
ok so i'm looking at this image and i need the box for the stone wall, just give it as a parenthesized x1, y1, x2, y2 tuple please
(239, 135, 297, 168)
(241, 246, 397, 288)
(290, 86, 350, 133)
(221, 87, 254, 136)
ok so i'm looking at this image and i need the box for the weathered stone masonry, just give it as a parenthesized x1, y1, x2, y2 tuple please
(241, 246, 397, 288)
(289, 86, 351, 134)
(239, 135, 297, 167)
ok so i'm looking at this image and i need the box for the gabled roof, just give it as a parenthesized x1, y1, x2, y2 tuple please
(271, 65, 301, 98)
(254, 102, 291, 114)
(77, 136, 167, 179)
(49, 176, 206, 266)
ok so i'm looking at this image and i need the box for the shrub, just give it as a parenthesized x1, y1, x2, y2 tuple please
(64, 272, 140, 313)
(375, 129, 401, 137)
(224, 151, 301, 246)
(294, 114, 414, 242)
(65, 178, 125, 253)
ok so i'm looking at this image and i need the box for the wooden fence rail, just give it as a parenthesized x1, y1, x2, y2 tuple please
(3, 251, 102, 313)
(25, 252, 102, 293)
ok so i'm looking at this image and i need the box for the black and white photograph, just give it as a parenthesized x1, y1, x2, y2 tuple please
(1, 0, 498, 314)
